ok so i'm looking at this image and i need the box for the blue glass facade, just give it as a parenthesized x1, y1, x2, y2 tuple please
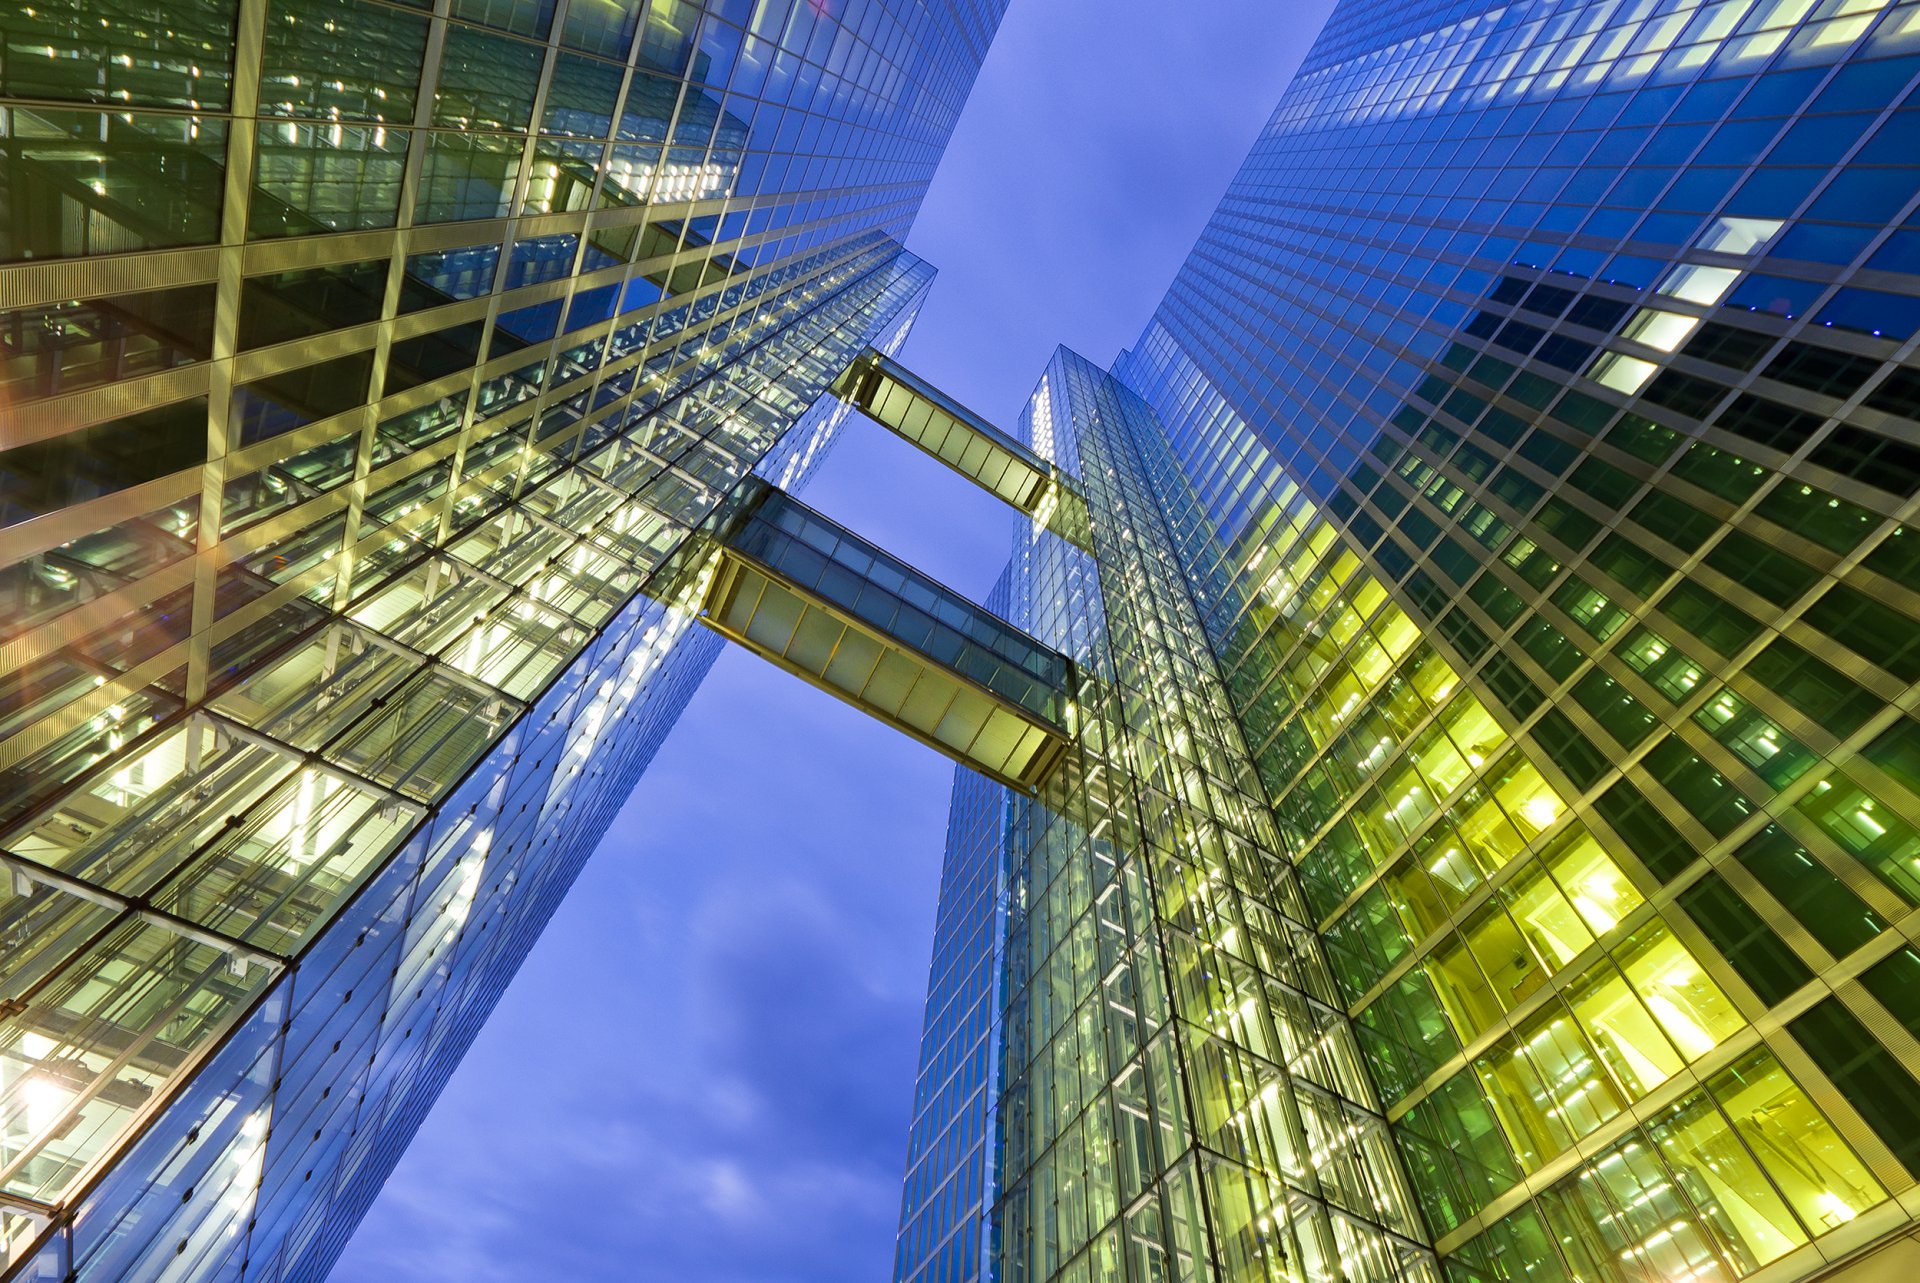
(902, 4, 1920, 1283)
(895, 589, 1014, 1283)
(0, 0, 1003, 1277)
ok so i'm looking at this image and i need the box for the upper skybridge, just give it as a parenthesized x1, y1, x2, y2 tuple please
(831, 349, 1092, 551)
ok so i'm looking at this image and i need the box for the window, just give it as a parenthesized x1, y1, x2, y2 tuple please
(1706, 1049, 1885, 1236)
(1755, 483, 1876, 554)
(1572, 671, 1656, 749)
(1793, 773, 1920, 905)
(1675, 873, 1809, 1005)
(1734, 824, 1886, 958)
(1743, 640, 1879, 738)
(1649, 1086, 1809, 1270)
(1790, 1000, 1920, 1173)
(1592, 779, 1695, 882)
(1644, 737, 1755, 838)
(1692, 688, 1815, 790)
(1553, 575, 1628, 641)
(1565, 957, 1684, 1099)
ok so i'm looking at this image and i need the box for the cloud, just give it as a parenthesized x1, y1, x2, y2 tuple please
(329, 5, 1335, 1280)
(331, 655, 948, 1283)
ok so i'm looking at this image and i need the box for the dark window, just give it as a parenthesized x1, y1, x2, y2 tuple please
(1744, 639, 1880, 737)
(1374, 536, 1414, 580)
(1467, 572, 1524, 623)
(1606, 413, 1682, 464)
(1571, 671, 1656, 748)
(1570, 457, 1640, 509)
(1399, 508, 1442, 550)
(1350, 510, 1385, 548)
(1861, 719, 1920, 798)
(1811, 426, 1920, 496)
(1489, 276, 1530, 306)
(1553, 390, 1618, 435)
(0, 401, 208, 527)
(1488, 467, 1545, 512)
(1592, 778, 1695, 882)
(1683, 322, 1775, 371)
(1702, 531, 1820, 605)
(1630, 491, 1719, 552)
(1716, 393, 1824, 453)
(1644, 737, 1755, 837)
(1536, 334, 1594, 372)
(232, 350, 375, 445)
(239, 260, 388, 350)
(1520, 284, 1577, 318)
(1643, 370, 1727, 418)
(1802, 583, 1920, 682)
(1438, 608, 1490, 661)
(1763, 341, 1881, 399)
(1535, 497, 1601, 550)
(1658, 580, 1759, 656)
(1676, 873, 1811, 1005)
(1789, 1000, 1920, 1174)
(384, 319, 487, 395)
(1866, 366, 1920, 421)
(1860, 948, 1920, 1041)
(1756, 482, 1877, 553)
(1478, 408, 1527, 447)
(1454, 442, 1494, 483)
(1735, 824, 1887, 957)
(1516, 618, 1583, 681)
(1531, 707, 1609, 788)
(1589, 533, 1672, 598)
(1493, 319, 1547, 356)
(1565, 295, 1632, 332)
(1479, 654, 1543, 718)
(1668, 442, 1769, 502)
(1517, 429, 1578, 475)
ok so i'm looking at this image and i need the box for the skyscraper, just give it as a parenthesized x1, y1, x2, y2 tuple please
(898, 4, 1920, 1283)
(12, 0, 1920, 1279)
(0, 1, 1005, 1278)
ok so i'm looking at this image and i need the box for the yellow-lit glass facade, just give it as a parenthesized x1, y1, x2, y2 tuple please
(898, 3, 1920, 1283)
(0, 0, 1006, 1277)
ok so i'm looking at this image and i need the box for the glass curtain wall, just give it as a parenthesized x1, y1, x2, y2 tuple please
(940, 350, 1440, 1283)
(898, 6, 1920, 1283)
(0, 0, 1006, 1277)
(1115, 2, 1920, 1283)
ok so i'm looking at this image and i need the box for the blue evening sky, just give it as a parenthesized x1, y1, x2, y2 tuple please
(332, 3, 1331, 1278)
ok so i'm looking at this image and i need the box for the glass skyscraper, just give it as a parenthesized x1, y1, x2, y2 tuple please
(11, 0, 1920, 1280)
(898, 4, 1920, 1283)
(0, 0, 1004, 1278)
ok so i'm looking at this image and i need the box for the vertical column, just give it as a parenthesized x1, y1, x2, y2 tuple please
(991, 349, 1436, 1283)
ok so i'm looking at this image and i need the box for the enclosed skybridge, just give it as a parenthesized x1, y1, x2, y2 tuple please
(833, 349, 1092, 550)
(699, 489, 1074, 793)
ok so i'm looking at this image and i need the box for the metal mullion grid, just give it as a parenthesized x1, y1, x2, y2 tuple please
(1282, 603, 1766, 1042)
(315, 222, 842, 618)
(327, 4, 452, 620)
(1189, 501, 1771, 1087)
(0, 626, 193, 779)
(510, 223, 886, 446)
(0, 927, 281, 1219)
(389, 0, 660, 561)
(331, 233, 906, 673)
(0, 205, 906, 1283)
(1246, 426, 1834, 930)
(1397, 873, 1920, 1231)
(1256, 439, 1887, 1250)
(185, 0, 272, 707)
(1064, 359, 1435, 1271)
